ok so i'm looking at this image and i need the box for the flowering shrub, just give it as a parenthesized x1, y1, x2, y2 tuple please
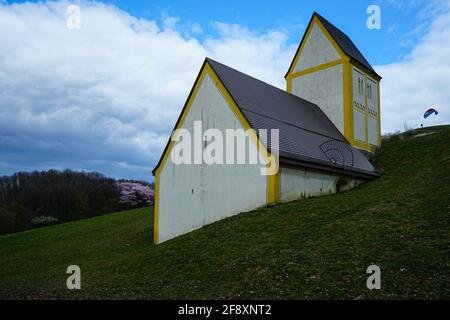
(30, 215, 58, 226)
(116, 181, 154, 206)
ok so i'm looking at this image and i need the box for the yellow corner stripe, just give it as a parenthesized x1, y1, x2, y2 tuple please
(153, 173, 159, 244)
(268, 170, 280, 205)
(343, 61, 353, 142)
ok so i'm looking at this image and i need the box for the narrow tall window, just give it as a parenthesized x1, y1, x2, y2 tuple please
(359, 77, 364, 95)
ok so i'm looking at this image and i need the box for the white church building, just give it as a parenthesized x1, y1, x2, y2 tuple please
(152, 12, 381, 244)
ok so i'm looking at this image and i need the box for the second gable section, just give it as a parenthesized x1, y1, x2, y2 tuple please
(293, 20, 343, 73)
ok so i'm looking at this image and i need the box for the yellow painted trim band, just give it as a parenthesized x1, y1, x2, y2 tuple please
(352, 139, 377, 153)
(267, 170, 280, 205)
(343, 61, 353, 142)
(287, 78, 292, 93)
(314, 16, 346, 59)
(153, 173, 159, 244)
(287, 59, 346, 80)
(205, 63, 273, 161)
(206, 63, 280, 207)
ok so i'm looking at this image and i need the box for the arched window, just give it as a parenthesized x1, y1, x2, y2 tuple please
(336, 178, 349, 193)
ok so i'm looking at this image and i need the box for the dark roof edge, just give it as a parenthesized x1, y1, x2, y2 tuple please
(279, 155, 379, 180)
(152, 58, 209, 175)
(314, 12, 382, 79)
(351, 58, 382, 80)
(153, 57, 257, 175)
(284, 14, 316, 78)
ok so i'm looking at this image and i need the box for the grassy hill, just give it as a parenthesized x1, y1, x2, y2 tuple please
(1, 126, 449, 299)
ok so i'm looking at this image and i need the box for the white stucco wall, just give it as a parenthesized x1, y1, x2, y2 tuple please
(367, 77, 378, 113)
(368, 116, 378, 146)
(157, 74, 267, 243)
(293, 22, 341, 72)
(353, 110, 366, 142)
(279, 166, 363, 203)
(291, 64, 344, 133)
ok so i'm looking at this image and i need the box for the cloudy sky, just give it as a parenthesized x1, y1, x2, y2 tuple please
(0, 0, 449, 180)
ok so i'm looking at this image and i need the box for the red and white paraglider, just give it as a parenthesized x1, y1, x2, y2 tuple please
(421, 107, 438, 128)
(423, 108, 438, 119)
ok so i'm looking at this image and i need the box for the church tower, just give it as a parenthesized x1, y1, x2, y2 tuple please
(286, 12, 381, 153)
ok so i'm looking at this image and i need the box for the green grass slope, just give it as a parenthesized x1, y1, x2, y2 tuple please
(1, 126, 449, 299)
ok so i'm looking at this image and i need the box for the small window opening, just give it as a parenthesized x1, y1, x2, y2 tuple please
(336, 179, 349, 193)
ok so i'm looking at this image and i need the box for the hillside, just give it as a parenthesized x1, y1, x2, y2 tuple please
(0, 126, 449, 299)
(0, 170, 154, 235)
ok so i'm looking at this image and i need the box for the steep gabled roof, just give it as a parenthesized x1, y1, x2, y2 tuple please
(153, 58, 378, 179)
(286, 12, 381, 80)
(207, 59, 378, 179)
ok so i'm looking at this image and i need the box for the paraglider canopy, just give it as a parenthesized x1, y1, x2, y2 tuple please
(423, 108, 438, 119)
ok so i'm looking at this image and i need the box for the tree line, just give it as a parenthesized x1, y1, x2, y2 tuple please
(0, 169, 153, 235)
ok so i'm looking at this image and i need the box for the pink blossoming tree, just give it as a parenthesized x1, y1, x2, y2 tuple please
(116, 181, 154, 206)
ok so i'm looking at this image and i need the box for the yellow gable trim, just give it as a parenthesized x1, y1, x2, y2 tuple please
(286, 58, 347, 94)
(287, 58, 346, 80)
(314, 16, 347, 59)
(153, 61, 279, 243)
(206, 64, 280, 205)
(286, 17, 348, 79)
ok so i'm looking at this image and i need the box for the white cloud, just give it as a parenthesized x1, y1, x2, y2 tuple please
(0, 0, 294, 180)
(0, 0, 448, 180)
(375, 6, 450, 133)
(206, 23, 295, 88)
